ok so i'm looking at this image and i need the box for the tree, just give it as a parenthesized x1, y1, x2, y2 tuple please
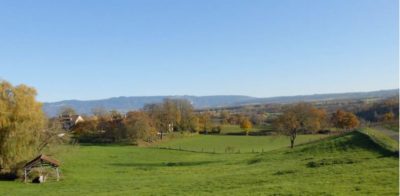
(143, 103, 165, 139)
(37, 119, 69, 152)
(124, 111, 157, 144)
(199, 112, 212, 134)
(175, 99, 195, 131)
(103, 110, 125, 142)
(189, 116, 200, 133)
(274, 103, 326, 148)
(240, 118, 252, 136)
(91, 107, 108, 118)
(144, 99, 196, 138)
(344, 112, 360, 130)
(72, 119, 99, 142)
(356, 97, 399, 122)
(162, 99, 180, 131)
(382, 112, 395, 122)
(274, 111, 299, 149)
(58, 106, 76, 116)
(250, 113, 266, 126)
(91, 107, 110, 138)
(220, 110, 230, 124)
(331, 109, 359, 130)
(0, 80, 46, 170)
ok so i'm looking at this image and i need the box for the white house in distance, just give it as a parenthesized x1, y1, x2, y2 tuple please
(59, 114, 84, 130)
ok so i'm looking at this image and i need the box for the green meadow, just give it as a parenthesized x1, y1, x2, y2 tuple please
(156, 134, 327, 153)
(0, 130, 398, 195)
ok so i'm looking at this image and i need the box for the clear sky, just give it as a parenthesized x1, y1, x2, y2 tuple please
(0, 0, 398, 102)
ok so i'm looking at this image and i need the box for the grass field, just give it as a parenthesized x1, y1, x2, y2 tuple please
(0, 130, 398, 195)
(156, 134, 327, 153)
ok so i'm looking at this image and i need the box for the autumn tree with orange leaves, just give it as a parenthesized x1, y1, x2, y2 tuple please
(274, 103, 327, 148)
(330, 109, 360, 131)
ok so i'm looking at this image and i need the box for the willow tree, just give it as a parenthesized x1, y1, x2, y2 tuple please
(124, 111, 157, 144)
(0, 80, 46, 170)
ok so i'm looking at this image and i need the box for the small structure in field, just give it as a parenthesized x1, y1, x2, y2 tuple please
(23, 154, 60, 183)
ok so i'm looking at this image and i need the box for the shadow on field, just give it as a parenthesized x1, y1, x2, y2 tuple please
(78, 143, 132, 147)
(224, 129, 274, 136)
(110, 161, 217, 167)
(0, 172, 17, 181)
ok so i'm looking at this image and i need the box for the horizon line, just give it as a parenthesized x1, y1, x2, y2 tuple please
(43, 88, 399, 103)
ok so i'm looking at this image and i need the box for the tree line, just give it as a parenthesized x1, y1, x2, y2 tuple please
(71, 98, 261, 143)
(71, 99, 221, 143)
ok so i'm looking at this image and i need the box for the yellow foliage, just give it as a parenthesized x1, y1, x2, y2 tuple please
(0, 80, 46, 169)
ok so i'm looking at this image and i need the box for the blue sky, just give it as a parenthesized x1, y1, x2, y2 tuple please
(0, 0, 398, 102)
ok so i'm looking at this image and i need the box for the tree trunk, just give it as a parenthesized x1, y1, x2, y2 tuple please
(290, 129, 297, 149)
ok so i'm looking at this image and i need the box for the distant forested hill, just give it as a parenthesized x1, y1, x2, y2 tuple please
(236, 89, 399, 105)
(43, 95, 256, 116)
(43, 89, 398, 116)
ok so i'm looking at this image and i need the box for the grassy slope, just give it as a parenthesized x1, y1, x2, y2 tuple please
(359, 128, 399, 152)
(0, 132, 398, 195)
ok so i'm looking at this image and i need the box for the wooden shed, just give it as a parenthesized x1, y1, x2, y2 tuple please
(23, 154, 60, 183)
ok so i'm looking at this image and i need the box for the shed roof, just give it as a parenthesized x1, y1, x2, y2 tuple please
(24, 154, 60, 169)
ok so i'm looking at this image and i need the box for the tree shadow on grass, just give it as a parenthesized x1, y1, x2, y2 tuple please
(110, 161, 217, 168)
(224, 129, 275, 136)
(0, 172, 17, 181)
(78, 143, 133, 147)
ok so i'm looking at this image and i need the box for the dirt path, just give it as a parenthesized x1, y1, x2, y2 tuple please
(373, 126, 399, 142)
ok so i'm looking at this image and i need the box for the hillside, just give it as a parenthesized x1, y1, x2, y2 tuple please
(238, 89, 399, 105)
(0, 131, 397, 195)
(43, 89, 398, 116)
(43, 95, 255, 116)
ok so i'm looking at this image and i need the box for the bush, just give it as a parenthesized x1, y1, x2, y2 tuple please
(211, 126, 222, 134)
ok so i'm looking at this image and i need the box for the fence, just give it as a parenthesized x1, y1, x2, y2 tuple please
(156, 146, 271, 154)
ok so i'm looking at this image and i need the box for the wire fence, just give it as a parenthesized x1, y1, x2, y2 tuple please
(155, 146, 270, 154)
